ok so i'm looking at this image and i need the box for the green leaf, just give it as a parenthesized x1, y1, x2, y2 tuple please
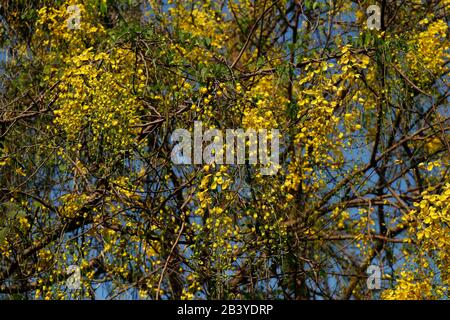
(100, 1, 108, 14)
(0, 228, 7, 245)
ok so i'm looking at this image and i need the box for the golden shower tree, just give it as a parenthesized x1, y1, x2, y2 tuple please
(0, 0, 449, 299)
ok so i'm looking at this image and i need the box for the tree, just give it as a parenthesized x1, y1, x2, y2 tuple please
(0, 0, 449, 300)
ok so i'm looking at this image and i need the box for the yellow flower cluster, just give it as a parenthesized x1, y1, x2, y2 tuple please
(35, 2, 105, 64)
(406, 19, 449, 87)
(34, 2, 146, 163)
(242, 76, 286, 130)
(168, 1, 230, 50)
(53, 46, 144, 158)
(383, 183, 450, 299)
(284, 44, 369, 196)
(382, 271, 439, 300)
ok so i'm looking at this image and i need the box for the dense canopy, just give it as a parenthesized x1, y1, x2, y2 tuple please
(0, 0, 449, 299)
